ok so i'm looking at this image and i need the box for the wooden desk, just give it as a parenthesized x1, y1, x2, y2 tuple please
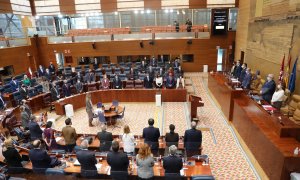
(54, 89, 187, 115)
(27, 93, 50, 113)
(208, 73, 243, 121)
(233, 93, 300, 180)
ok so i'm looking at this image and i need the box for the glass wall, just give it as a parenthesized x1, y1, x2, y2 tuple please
(228, 8, 238, 31)
(0, 14, 24, 38)
(193, 9, 211, 26)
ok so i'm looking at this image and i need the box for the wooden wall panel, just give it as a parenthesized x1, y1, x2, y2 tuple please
(189, 0, 207, 9)
(101, 0, 117, 13)
(59, 0, 75, 15)
(35, 32, 235, 72)
(144, 0, 161, 10)
(0, 0, 12, 14)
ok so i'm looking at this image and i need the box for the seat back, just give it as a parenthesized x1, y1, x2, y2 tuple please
(125, 80, 134, 89)
(98, 111, 106, 123)
(112, 100, 119, 106)
(293, 103, 300, 121)
(45, 168, 65, 175)
(97, 102, 102, 108)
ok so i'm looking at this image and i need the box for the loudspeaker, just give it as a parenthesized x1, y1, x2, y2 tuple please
(92, 42, 96, 49)
(139, 41, 144, 48)
(187, 39, 192, 45)
(149, 40, 155, 45)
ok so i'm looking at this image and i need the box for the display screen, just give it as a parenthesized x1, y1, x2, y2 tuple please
(212, 9, 228, 35)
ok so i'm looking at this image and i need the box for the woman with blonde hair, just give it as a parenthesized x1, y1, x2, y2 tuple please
(122, 125, 135, 155)
(136, 143, 154, 179)
(86, 92, 94, 127)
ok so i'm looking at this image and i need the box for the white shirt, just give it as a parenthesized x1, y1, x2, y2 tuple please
(155, 77, 163, 86)
(271, 89, 284, 103)
(176, 78, 185, 88)
(122, 133, 135, 153)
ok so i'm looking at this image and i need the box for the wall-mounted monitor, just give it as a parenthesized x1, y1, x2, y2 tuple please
(212, 9, 228, 35)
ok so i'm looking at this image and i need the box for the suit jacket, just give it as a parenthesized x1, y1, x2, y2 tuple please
(163, 155, 183, 174)
(242, 73, 252, 89)
(51, 87, 60, 101)
(173, 61, 180, 68)
(165, 132, 179, 147)
(38, 68, 45, 77)
(97, 131, 113, 152)
(19, 87, 29, 99)
(62, 84, 71, 97)
(21, 111, 30, 129)
(165, 76, 176, 89)
(261, 80, 276, 103)
(239, 68, 246, 82)
(107, 151, 129, 173)
(22, 104, 32, 116)
(62, 125, 77, 145)
(142, 126, 160, 150)
(2, 147, 23, 167)
(28, 121, 43, 140)
(76, 75, 83, 82)
(45, 72, 52, 81)
(113, 78, 122, 89)
(150, 59, 156, 67)
(29, 148, 52, 169)
(49, 65, 56, 75)
(101, 78, 110, 89)
(75, 82, 83, 93)
(76, 149, 97, 171)
(85, 73, 95, 83)
(144, 77, 153, 89)
(234, 65, 242, 78)
(10, 80, 19, 92)
(184, 128, 202, 151)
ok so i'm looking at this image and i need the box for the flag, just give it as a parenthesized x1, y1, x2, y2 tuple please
(278, 54, 285, 82)
(288, 57, 298, 93)
(284, 54, 292, 87)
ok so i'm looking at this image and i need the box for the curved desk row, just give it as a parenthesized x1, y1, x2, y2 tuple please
(54, 89, 187, 115)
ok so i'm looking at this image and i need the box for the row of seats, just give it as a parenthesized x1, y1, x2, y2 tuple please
(281, 95, 300, 124)
(67, 27, 131, 36)
(0, 78, 39, 94)
(141, 25, 209, 33)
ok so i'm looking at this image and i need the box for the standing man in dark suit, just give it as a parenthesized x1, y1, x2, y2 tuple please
(165, 73, 176, 89)
(21, 106, 30, 130)
(21, 99, 32, 116)
(142, 118, 160, 155)
(62, 80, 71, 97)
(233, 60, 242, 78)
(163, 145, 183, 176)
(29, 140, 60, 173)
(173, 57, 180, 68)
(148, 66, 155, 79)
(107, 141, 129, 180)
(174, 20, 179, 32)
(0, 93, 7, 110)
(10, 77, 19, 92)
(48, 62, 56, 75)
(51, 83, 60, 101)
(113, 74, 122, 89)
(44, 69, 52, 81)
(184, 121, 202, 156)
(242, 68, 252, 89)
(28, 116, 43, 140)
(19, 84, 29, 99)
(97, 124, 113, 152)
(239, 63, 247, 82)
(260, 74, 276, 103)
(38, 65, 45, 77)
(144, 75, 153, 89)
(150, 56, 157, 67)
(75, 79, 83, 93)
(165, 124, 179, 147)
(62, 118, 77, 152)
(76, 140, 98, 177)
(76, 72, 83, 83)
(85, 70, 95, 84)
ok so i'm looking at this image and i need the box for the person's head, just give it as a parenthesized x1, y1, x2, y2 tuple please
(148, 118, 154, 126)
(46, 68, 49, 73)
(63, 80, 67, 84)
(267, 74, 274, 82)
(20, 106, 26, 112)
(138, 143, 152, 159)
(77, 72, 80, 76)
(39, 65, 42, 68)
(169, 145, 177, 155)
(80, 139, 89, 149)
(237, 60, 240, 66)
(191, 121, 197, 129)
(77, 79, 81, 83)
(46, 121, 52, 128)
(103, 74, 107, 78)
(111, 140, 119, 152)
(277, 83, 285, 90)
(169, 72, 172, 77)
(101, 124, 107, 131)
(65, 118, 72, 125)
(89, 69, 92, 73)
(32, 139, 41, 148)
(123, 125, 130, 134)
(169, 124, 175, 133)
(242, 63, 247, 69)
(30, 115, 37, 122)
(4, 138, 13, 148)
(24, 75, 28, 79)
(246, 68, 251, 74)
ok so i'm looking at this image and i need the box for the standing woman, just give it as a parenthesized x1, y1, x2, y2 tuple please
(136, 143, 154, 180)
(86, 92, 94, 127)
(43, 121, 58, 150)
(122, 125, 135, 155)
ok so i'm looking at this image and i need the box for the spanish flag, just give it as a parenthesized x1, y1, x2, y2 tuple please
(278, 54, 285, 82)
(284, 54, 292, 87)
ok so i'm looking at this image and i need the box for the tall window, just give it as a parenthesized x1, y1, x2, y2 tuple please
(0, 14, 24, 38)
(156, 9, 192, 26)
(71, 17, 87, 29)
(36, 16, 55, 36)
(103, 13, 119, 28)
(228, 8, 238, 31)
(87, 16, 104, 28)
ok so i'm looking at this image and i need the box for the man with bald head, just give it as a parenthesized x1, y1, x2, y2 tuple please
(76, 140, 98, 177)
(184, 121, 202, 156)
(260, 74, 276, 103)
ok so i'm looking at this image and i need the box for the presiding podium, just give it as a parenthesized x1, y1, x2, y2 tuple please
(189, 94, 204, 119)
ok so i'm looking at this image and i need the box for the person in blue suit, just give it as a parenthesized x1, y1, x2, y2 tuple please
(260, 74, 276, 103)
(62, 80, 71, 97)
(184, 121, 202, 156)
(38, 65, 45, 77)
(165, 73, 176, 89)
(233, 60, 242, 78)
(142, 118, 160, 155)
(239, 63, 247, 82)
(10, 77, 19, 92)
(242, 68, 252, 89)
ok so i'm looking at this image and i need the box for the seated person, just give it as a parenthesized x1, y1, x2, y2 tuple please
(163, 145, 183, 176)
(176, 76, 185, 89)
(144, 75, 153, 89)
(29, 139, 61, 173)
(19, 84, 29, 100)
(101, 74, 110, 89)
(62, 80, 71, 97)
(22, 75, 31, 87)
(155, 75, 163, 88)
(113, 74, 122, 89)
(76, 140, 98, 177)
(10, 77, 19, 92)
(97, 124, 113, 152)
(260, 74, 276, 103)
(74, 137, 93, 152)
(56, 74, 64, 81)
(165, 73, 176, 89)
(75, 79, 83, 93)
(0, 93, 7, 110)
(107, 141, 129, 179)
(271, 83, 285, 110)
(2, 138, 27, 173)
(241, 68, 252, 89)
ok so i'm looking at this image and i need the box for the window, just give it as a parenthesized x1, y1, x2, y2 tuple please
(103, 13, 119, 28)
(35, 16, 55, 36)
(87, 16, 104, 28)
(193, 9, 211, 26)
(156, 9, 192, 26)
(71, 17, 87, 29)
(228, 8, 238, 31)
(0, 14, 24, 38)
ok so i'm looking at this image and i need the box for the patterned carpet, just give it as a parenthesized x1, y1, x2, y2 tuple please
(48, 72, 259, 179)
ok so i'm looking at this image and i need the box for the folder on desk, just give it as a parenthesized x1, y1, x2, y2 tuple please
(74, 159, 81, 166)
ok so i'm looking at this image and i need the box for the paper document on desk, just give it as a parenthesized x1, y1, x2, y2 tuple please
(180, 168, 188, 176)
(235, 88, 243, 90)
(262, 105, 276, 111)
(74, 159, 81, 166)
(55, 137, 63, 143)
(106, 166, 111, 175)
(96, 164, 102, 171)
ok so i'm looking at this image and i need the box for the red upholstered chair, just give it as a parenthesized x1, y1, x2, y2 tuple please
(134, 80, 144, 89)
(125, 80, 134, 89)
(87, 83, 97, 91)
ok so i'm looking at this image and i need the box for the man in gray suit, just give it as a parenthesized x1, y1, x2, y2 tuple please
(21, 106, 30, 130)
(85, 93, 94, 127)
(75, 79, 83, 94)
